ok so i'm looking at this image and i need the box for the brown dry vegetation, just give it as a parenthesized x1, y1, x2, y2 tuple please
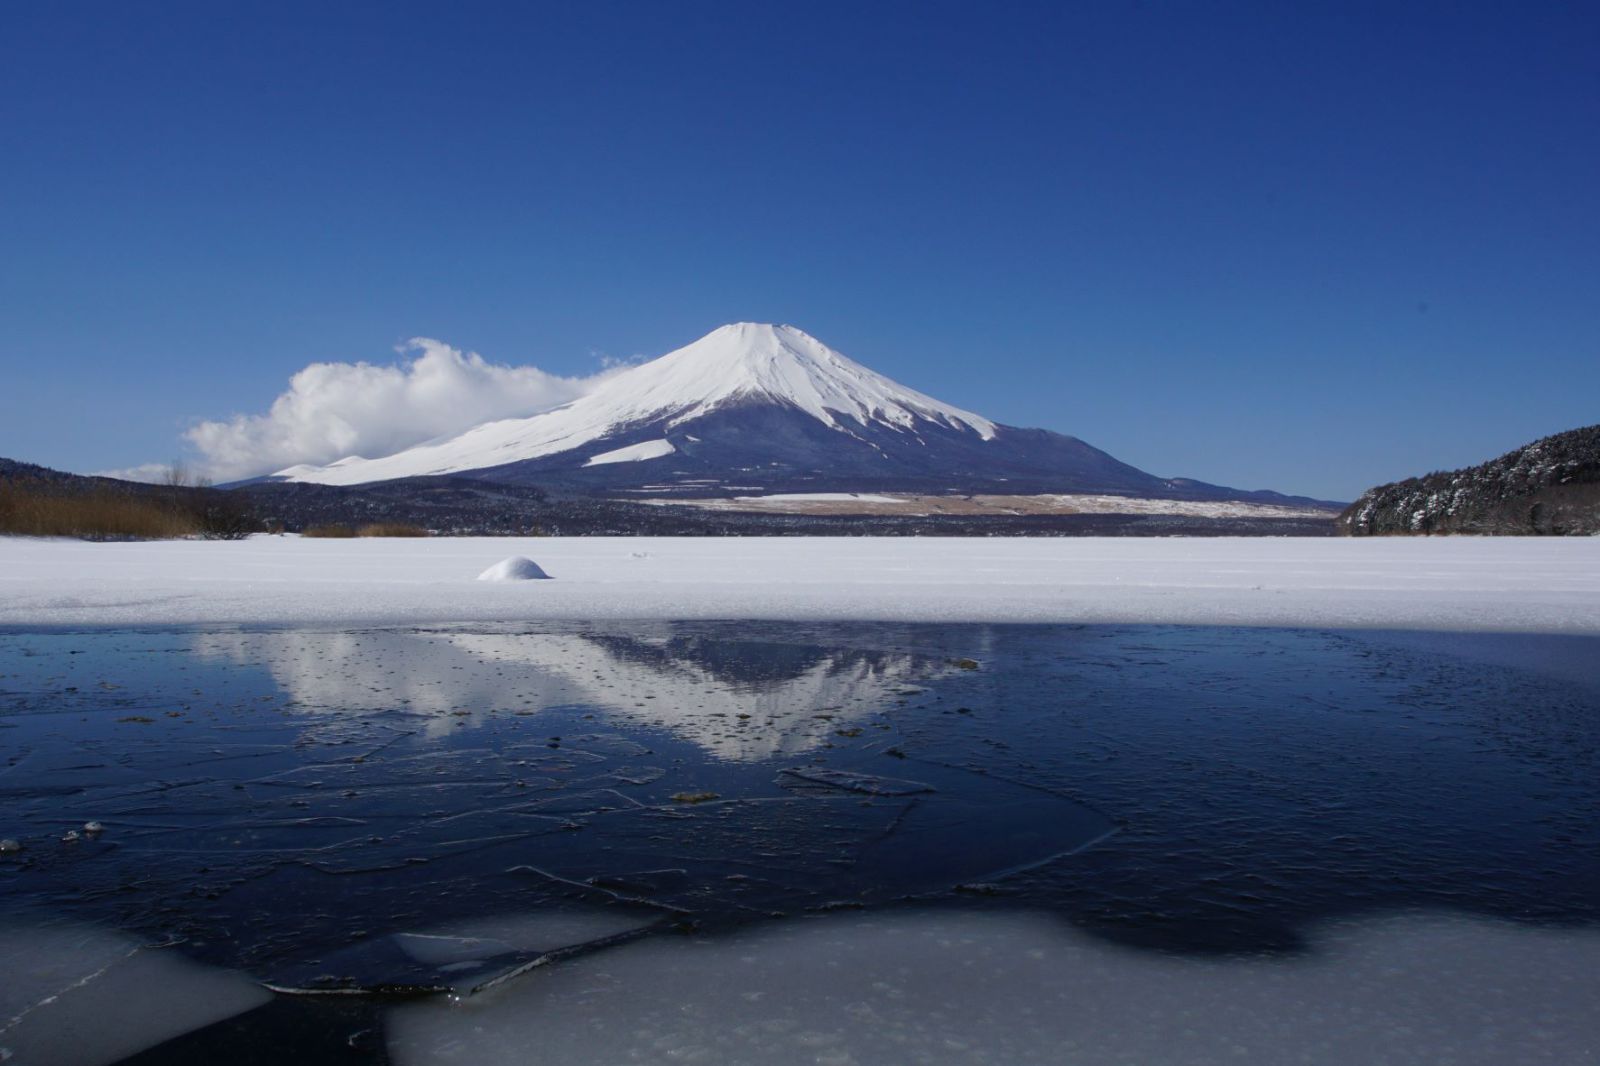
(0, 481, 199, 539)
(356, 522, 430, 537)
(301, 523, 358, 538)
(0, 475, 258, 541)
(302, 522, 427, 538)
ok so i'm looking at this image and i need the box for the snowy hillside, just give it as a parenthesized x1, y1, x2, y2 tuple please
(1340, 424, 1600, 536)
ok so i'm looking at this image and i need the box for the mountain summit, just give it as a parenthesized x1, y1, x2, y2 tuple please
(274, 324, 1318, 504)
(592, 322, 997, 440)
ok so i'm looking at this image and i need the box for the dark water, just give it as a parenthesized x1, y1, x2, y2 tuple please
(1, 622, 1597, 1063)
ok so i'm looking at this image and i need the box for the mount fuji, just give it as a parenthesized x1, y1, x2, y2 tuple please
(272, 323, 1319, 505)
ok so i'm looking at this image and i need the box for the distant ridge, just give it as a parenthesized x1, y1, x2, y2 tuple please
(0, 456, 1336, 538)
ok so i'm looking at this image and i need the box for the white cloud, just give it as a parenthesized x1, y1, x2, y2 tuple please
(182, 338, 621, 482)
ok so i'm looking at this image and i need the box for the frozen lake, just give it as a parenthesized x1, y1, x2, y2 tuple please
(1, 620, 1597, 1063)
(2, 534, 1598, 632)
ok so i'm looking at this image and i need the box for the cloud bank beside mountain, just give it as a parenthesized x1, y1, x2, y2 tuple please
(156, 339, 619, 483)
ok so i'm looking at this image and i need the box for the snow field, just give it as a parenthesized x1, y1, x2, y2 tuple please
(1, 534, 1596, 632)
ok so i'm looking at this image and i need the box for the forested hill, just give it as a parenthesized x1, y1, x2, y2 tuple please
(0, 456, 99, 486)
(1338, 425, 1600, 536)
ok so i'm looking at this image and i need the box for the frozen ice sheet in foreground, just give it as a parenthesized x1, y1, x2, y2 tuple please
(268, 906, 660, 995)
(0, 922, 269, 1066)
(388, 910, 1600, 1065)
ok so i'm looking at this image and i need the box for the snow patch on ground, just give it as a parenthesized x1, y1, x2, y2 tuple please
(582, 439, 675, 466)
(1, 535, 1596, 633)
(387, 910, 1600, 1065)
(736, 492, 908, 504)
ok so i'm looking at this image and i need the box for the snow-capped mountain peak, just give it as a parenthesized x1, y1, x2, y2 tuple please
(274, 324, 995, 485)
(625, 322, 995, 438)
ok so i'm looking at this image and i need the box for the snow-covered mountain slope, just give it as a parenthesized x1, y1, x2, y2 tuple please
(272, 323, 1323, 504)
(276, 324, 993, 486)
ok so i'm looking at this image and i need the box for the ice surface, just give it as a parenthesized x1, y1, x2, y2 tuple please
(392, 909, 649, 966)
(777, 766, 935, 796)
(5, 620, 1600, 1060)
(0, 922, 269, 1066)
(388, 910, 1600, 1066)
(476, 556, 551, 581)
(2, 535, 1597, 632)
(2, 620, 1598, 1060)
(266, 906, 661, 995)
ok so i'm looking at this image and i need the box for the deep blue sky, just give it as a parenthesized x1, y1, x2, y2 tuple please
(2, 0, 1596, 500)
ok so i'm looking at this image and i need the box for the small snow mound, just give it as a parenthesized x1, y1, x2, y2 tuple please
(477, 557, 552, 582)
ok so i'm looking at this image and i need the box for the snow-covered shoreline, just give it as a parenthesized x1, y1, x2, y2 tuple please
(2, 535, 1596, 633)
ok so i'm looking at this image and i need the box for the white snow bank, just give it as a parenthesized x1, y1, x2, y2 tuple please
(582, 439, 675, 466)
(0, 535, 1596, 632)
(735, 492, 907, 503)
(476, 556, 552, 581)
(388, 910, 1600, 1065)
(0, 922, 269, 1066)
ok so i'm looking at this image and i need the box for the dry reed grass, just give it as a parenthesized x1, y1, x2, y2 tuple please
(356, 522, 430, 537)
(300, 523, 357, 538)
(0, 483, 198, 540)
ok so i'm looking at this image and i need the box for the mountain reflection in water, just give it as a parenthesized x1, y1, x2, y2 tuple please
(191, 624, 963, 760)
